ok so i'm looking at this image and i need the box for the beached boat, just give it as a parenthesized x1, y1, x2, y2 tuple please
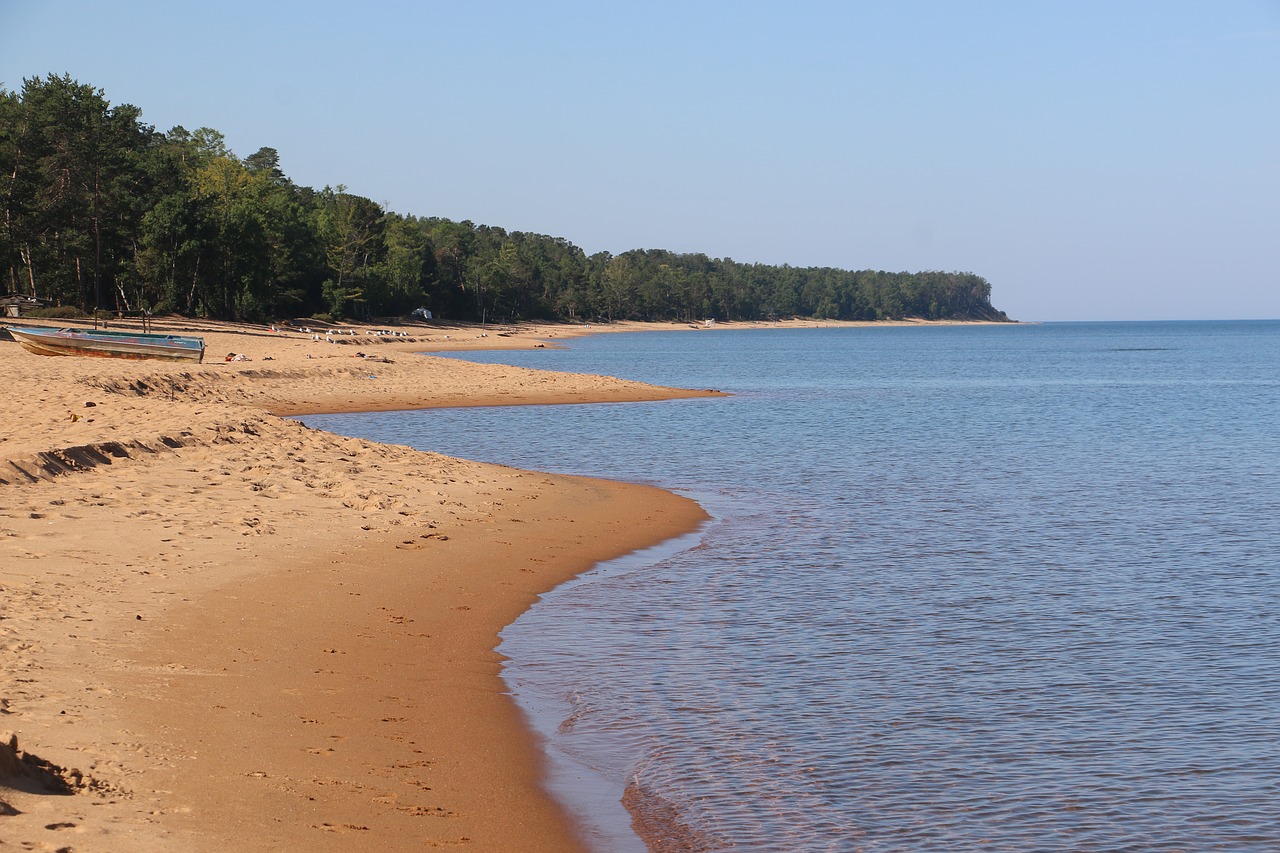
(7, 326, 206, 363)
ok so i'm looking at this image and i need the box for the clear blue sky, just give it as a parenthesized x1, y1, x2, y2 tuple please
(3, 1, 1277, 320)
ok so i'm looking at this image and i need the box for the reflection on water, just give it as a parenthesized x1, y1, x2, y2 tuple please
(302, 321, 1280, 851)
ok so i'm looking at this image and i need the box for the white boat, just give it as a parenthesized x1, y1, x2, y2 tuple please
(7, 326, 206, 363)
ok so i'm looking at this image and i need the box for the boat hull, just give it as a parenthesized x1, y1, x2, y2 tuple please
(8, 327, 206, 363)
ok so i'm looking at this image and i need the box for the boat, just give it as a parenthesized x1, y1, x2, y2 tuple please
(7, 326, 206, 363)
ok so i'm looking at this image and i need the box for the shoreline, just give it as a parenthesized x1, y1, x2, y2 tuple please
(121, 474, 708, 851)
(0, 317, 715, 851)
(0, 315, 996, 850)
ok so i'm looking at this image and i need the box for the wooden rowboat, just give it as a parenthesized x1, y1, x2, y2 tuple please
(7, 326, 206, 363)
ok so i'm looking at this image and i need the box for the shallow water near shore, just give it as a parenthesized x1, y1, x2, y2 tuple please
(302, 321, 1280, 852)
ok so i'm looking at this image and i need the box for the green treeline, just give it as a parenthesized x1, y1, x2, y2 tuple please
(1, 75, 1009, 324)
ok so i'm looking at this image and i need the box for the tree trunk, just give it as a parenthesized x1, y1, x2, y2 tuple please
(20, 243, 35, 295)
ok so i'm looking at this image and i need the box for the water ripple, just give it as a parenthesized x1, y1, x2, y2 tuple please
(307, 322, 1280, 851)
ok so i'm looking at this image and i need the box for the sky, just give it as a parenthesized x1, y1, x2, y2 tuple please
(2, 1, 1277, 321)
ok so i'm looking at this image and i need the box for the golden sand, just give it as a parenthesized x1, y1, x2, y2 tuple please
(0, 317, 716, 851)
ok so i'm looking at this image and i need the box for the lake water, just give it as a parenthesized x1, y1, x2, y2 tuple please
(299, 321, 1280, 852)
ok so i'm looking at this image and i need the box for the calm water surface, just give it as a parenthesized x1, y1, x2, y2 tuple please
(301, 322, 1280, 852)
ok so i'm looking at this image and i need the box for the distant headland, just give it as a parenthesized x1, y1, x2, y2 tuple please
(2, 73, 1010, 326)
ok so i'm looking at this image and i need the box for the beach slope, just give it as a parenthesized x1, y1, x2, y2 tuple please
(0, 319, 712, 851)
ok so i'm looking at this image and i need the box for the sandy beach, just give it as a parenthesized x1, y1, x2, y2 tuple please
(0, 316, 727, 851)
(1, 314, 982, 850)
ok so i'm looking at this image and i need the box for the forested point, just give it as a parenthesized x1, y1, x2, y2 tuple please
(1, 74, 1010, 325)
